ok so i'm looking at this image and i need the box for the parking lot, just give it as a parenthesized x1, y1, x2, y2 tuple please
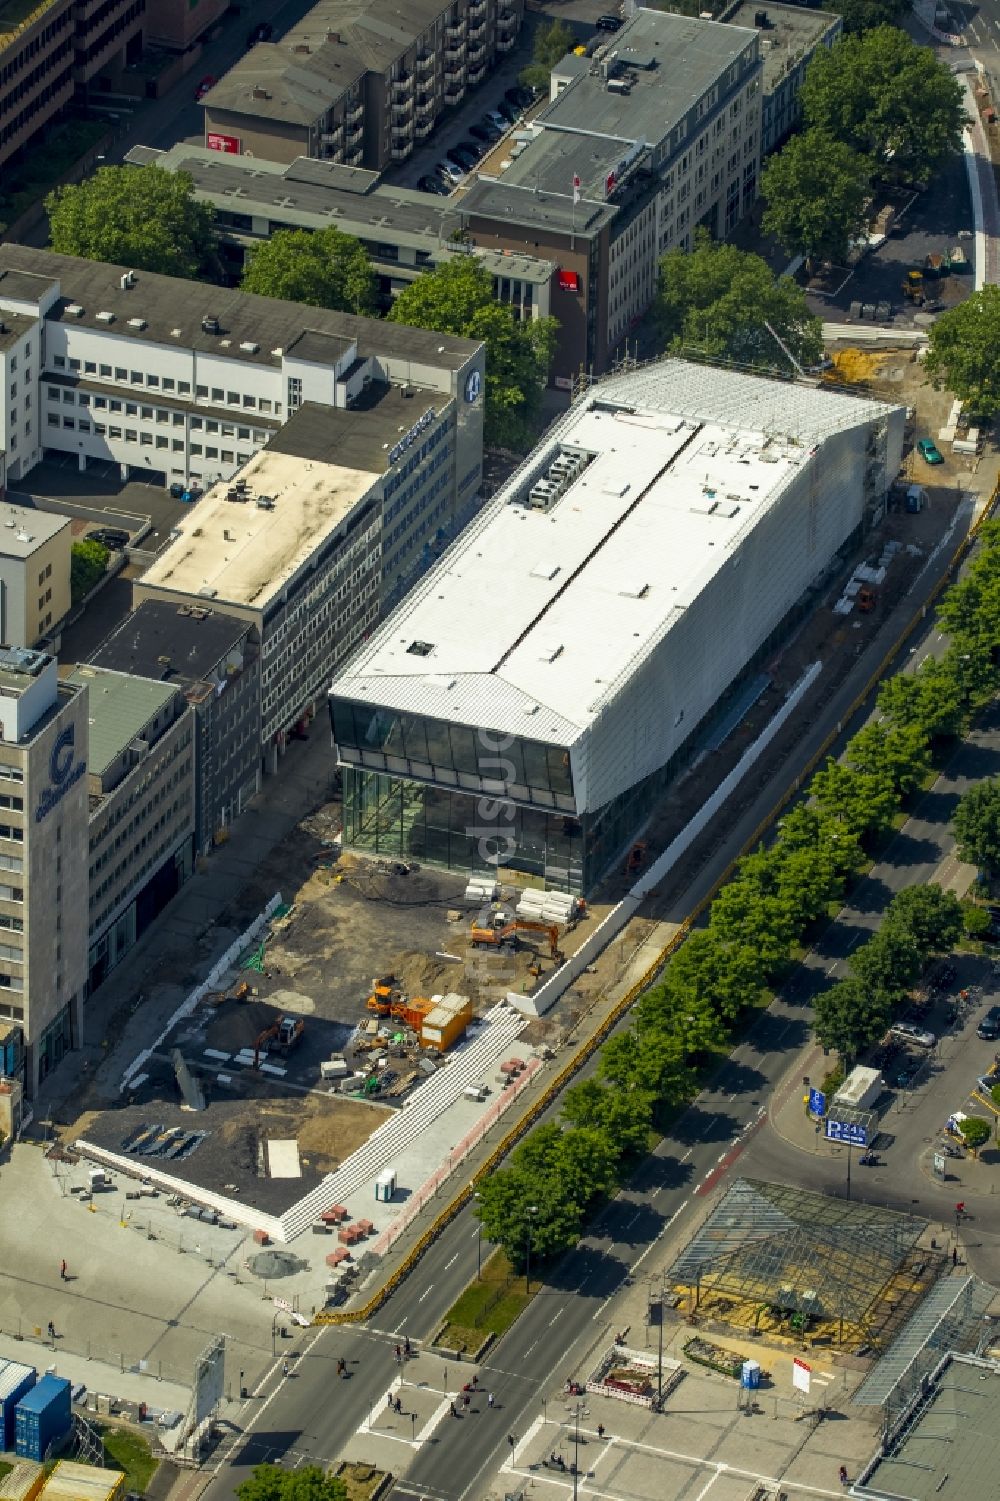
(11, 455, 189, 555)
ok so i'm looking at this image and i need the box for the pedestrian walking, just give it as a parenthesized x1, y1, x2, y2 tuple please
(462, 1392, 471, 1408)
(488, 1392, 495, 1408)
(403, 1336, 411, 1357)
(282, 1360, 289, 1378)
(395, 1344, 403, 1363)
(46, 1321, 55, 1341)
(394, 1396, 403, 1414)
(387, 1392, 394, 1410)
(450, 1402, 458, 1418)
(471, 1372, 478, 1386)
(953, 1247, 959, 1267)
(597, 1423, 605, 1440)
(839, 1465, 849, 1486)
(59, 1260, 67, 1281)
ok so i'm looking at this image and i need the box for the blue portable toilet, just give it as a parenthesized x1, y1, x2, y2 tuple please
(741, 1360, 761, 1390)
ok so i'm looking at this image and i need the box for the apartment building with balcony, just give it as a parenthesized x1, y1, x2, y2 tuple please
(0, 0, 144, 174)
(460, 9, 762, 384)
(200, 0, 524, 171)
(127, 143, 556, 322)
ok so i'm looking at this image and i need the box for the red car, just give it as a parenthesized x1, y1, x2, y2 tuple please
(195, 74, 216, 101)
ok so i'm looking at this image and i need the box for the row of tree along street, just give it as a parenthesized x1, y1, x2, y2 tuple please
(475, 523, 1000, 1272)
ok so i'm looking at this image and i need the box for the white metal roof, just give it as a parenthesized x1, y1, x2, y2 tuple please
(334, 360, 897, 743)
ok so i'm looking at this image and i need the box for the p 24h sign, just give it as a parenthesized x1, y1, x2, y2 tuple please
(826, 1117, 869, 1147)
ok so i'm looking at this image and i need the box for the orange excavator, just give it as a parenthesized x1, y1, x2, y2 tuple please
(469, 910, 563, 960)
(253, 1014, 304, 1067)
(366, 974, 403, 1016)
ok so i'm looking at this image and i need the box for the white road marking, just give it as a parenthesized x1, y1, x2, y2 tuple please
(680, 1147, 693, 1161)
(549, 1308, 565, 1326)
(444, 1253, 459, 1270)
(418, 1287, 433, 1302)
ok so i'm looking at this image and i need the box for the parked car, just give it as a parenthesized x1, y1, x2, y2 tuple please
(495, 98, 518, 124)
(194, 74, 216, 101)
(889, 1021, 936, 1049)
(447, 145, 479, 171)
(469, 122, 496, 146)
(417, 174, 450, 196)
(505, 84, 534, 110)
(596, 12, 623, 29)
(246, 20, 272, 45)
(484, 109, 508, 134)
(477, 116, 504, 142)
(978, 1005, 1000, 1040)
(917, 437, 944, 465)
(457, 137, 487, 160)
(435, 160, 465, 184)
(88, 527, 130, 549)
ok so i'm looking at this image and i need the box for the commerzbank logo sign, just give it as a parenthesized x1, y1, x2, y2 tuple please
(36, 724, 86, 823)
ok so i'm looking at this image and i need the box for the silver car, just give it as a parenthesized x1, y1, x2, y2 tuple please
(890, 1021, 936, 1049)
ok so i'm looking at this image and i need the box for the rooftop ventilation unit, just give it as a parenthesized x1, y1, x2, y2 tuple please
(256, 496, 275, 510)
(66, 303, 85, 318)
(240, 341, 260, 354)
(127, 317, 147, 330)
(120, 271, 136, 290)
(96, 311, 115, 324)
(202, 315, 221, 335)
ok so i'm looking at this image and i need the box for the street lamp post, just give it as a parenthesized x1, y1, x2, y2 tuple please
(474, 1191, 483, 1279)
(525, 1204, 538, 1293)
(572, 1402, 581, 1501)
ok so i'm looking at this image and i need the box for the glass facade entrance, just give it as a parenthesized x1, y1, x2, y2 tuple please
(342, 769, 585, 891)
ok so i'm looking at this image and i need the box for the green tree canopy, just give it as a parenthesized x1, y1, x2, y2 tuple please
(47, 165, 217, 278)
(761, 129, 872, 265)
(71, 539, 110, 604)
(388, 258, 557, 450)
(958, 1115, 991, 1156)
(561, 1078, 654, 1157)
(801, 26, 965, 188)
(823, 0, 911, 35)
(811, 757, 899, 843)
(847, 721, 932, 799)
(954, 779, 1000, 872)
(850, 925, 922, 1001)
(520, 18, 575, 91)
(236, 1465, 347, 1501)
(241, 226, 376, 314)
(655, 230, 823, 371)
(876, 659, 965, 741)
(813, 975, 891, 1060)
(924, 286, 1000, 419)
(882, 884, 963, 960)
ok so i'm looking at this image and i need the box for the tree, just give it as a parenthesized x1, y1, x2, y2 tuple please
(71, 539, 110, 604)
(241, 227, 376, 314)
(236, 1466, 347, 1501)
(811, 757, 899, 843)
(958, 1115, 991, 1157)
(597, 1026, 695, 1113)
(520, 18, 574, 92)
(813, 976, 891, 1059)
(801, 26, 966, 189)
(823, 0, 912, 35)
(847, 721, 932, 800)
(655, 231, 823, 371)
(761, 129, 872, 266)
(954, 779, 1000, 872)
(924, 286, 1000, 418)
(877, 660, 964, 741)
(561, 1078, 654, 1158)
(850, 925, 922, 1001)
(47, 165, 217, 279)
(883, 884, 963, 960)
(388, 258, 557, 450)
(474, 1137, 587, 1267)
(964, 900, 992, 940)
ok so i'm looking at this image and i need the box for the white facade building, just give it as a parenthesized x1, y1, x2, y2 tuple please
(330, 360, 905, 893)
(0, 246, 485, 502)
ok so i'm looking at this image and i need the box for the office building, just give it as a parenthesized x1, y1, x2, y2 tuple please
(460, 8, 763, 383)
(0, 501, 71, 648)
(330, 360, 905, 894)
(0, 0, 143, 175)
(722, 1, 841, 154)
(0, 244, 484, 501)
(126, 144, 556, 320)
(200, 0, 523, 173)
(135, 376, 480, 768)
(0, 647, 89, 1095)
(68, 665, 195, 993)
(88, 601, 260, 853)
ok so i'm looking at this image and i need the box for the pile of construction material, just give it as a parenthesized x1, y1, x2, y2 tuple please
(464, 875, 499, 904)
(516, 887, 578, 926)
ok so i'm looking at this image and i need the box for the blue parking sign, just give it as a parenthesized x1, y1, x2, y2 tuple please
(808, 1087, 826, 1117)
(826, 1118, 868, 1147)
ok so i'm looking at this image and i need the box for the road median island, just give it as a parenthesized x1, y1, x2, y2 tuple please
(431, 1250, 534, 1357)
